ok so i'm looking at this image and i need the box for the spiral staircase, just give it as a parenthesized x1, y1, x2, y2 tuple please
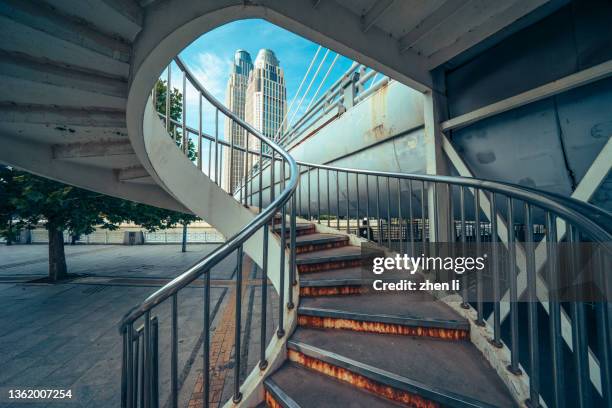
(0, 1, 610, 408)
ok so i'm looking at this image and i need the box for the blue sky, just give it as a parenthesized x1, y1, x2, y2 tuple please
(173, 19, 358, 136)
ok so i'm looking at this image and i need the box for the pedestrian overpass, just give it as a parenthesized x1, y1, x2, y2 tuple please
(0, 1, 610, 407)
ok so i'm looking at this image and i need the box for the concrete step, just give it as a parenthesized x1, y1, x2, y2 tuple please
(272, 223, 316, 237)
(42, 0, 143, 41)
(0, 1, 130, 78)
(293, 233, 349, 253)
(0, 52, 127, 110)
(265, 362, 402, 408)
(288, 328, 517, 408)
(298, 292, 469, 339)
(296, 246, 362, 273)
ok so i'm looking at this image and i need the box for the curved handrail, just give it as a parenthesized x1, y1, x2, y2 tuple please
(119, 56, 298, 329)
(295, 161, 612, 244)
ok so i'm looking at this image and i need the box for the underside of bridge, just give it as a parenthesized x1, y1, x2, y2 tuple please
(0, 0, 610, 407)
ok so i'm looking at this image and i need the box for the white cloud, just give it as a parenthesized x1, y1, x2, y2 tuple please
(188, 52, 232, 103)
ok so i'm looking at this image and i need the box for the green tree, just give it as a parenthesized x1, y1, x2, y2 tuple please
(155, 79, 199, 250)
(1, 167, 199, 281)
(0, 166, 25, 245)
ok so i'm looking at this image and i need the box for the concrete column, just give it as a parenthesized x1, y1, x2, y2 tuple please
(422, 72, 450, 244)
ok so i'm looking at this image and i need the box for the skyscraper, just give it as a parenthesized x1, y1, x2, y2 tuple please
(245, 49, 287, 143)
(222, 50, 253, 193)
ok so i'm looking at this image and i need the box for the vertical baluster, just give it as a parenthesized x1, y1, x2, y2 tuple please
(270, 151, 276, 205)
(546, 212, 564, 408)
(203, 270, 210, 408)
(124, 325, 134, 408)
(507, 197, 521, 374)
(307, 167, 311, 221)
(346, 172, 350, 234)
(260, 225, 269, 369)
(317, 168, 321, 223)
(143, 311, 151, 408)
(595, 245, 612, 406)
(421, 181, 426, 256)
(366, 175, 371, 240)
(386, 177, 391, 248)
(355, 173, 360, 225)
(122, 328, 128, 408)
(151, 317, 159, 408)
(244, 134, 249, 206)
(475, 189, 484, 326)
(171, 295, 178, 408)
(398, 178, 403, 254)
(460, 187, 468, 308)
(336, 171, 340, 230)
(250, 153, 254, 207)
(288, 194, 297, 305)
(166, 64, 171, 133)
(327, 170, 331, 227)
(197, 94, 202, 170)
(214, 109, 219, 185)
(376, 177, 381, 245)
(408, 180, 415, 256)
(258, 143, 263, 212)
(137, 330, 143, 408)
(298, 166, 302, 218)
(233, 245, 243, 403)
(524, 203, 540, 406)
(432, 182, 439, 245)
(278, 200, 286, 337)
(182, 72, 187, 154)
(569, 226, 590, 407)
(490, 192, 502, 347)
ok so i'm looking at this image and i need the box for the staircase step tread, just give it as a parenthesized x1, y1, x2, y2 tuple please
(296, 246, 361, 264)
(266, 362, 402, 408)
(299, 292, 467, 329)
(289, 328, 516, 408)
(300, 266, 367, 286)
(273, 223, 313, 231)
(295, 233, 348, 245)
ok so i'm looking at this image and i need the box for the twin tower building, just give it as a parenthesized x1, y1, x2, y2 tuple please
(222, 49, 287, 193)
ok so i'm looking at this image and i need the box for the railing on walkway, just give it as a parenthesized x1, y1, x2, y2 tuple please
(122, 54, 610, 408)
(278, 63, 389, 148)
(242, 159, 612, 407)
(119, 56, 299, 408)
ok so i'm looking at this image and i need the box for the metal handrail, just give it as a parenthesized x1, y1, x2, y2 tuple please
(296, 161, 612, 243)
(119, 57, 297, 328)
(120, 55, 299, 408)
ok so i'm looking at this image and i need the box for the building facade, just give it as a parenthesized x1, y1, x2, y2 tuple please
(222, 50, 253, 192)
(245, 49, 287, 144)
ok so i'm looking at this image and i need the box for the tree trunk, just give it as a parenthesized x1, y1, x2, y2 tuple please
(6, 218, 13, 245)
(181, 223, 187, 253)
(48, 227, 67, 282)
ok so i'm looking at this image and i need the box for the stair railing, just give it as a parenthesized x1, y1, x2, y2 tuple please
(119, 56, 298, 408)
(241, 159, 611, 407)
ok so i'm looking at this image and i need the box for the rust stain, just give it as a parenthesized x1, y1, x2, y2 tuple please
(288, 349, 439, 408)
(297, 315, 468, 340)
(295, 240, 347, 254)
(300, 285, 367, 297)
(298, 259, 362, 273)
(264, 390, 283, 408)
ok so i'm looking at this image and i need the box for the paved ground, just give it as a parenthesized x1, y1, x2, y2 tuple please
(0, 244, 279, 408)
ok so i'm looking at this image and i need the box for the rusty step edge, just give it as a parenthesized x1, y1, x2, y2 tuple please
(296, 253, 361, 265)
(294, 235, 348, 246)
(287, 340, 498, 408)
(300, 278, 370, 287)
(298, 307, 470, 332)
(264, 378, 301, 408)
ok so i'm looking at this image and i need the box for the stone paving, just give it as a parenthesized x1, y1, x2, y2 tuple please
(0, 244, 279, 408)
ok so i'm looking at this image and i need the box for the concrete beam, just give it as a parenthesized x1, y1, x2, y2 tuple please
(361, 0, 396, 33)
(399, 0, 465, 54)
(426, 0, 548, 69)
(53, 140, 134, 160)
(441, 59, 612, 131)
